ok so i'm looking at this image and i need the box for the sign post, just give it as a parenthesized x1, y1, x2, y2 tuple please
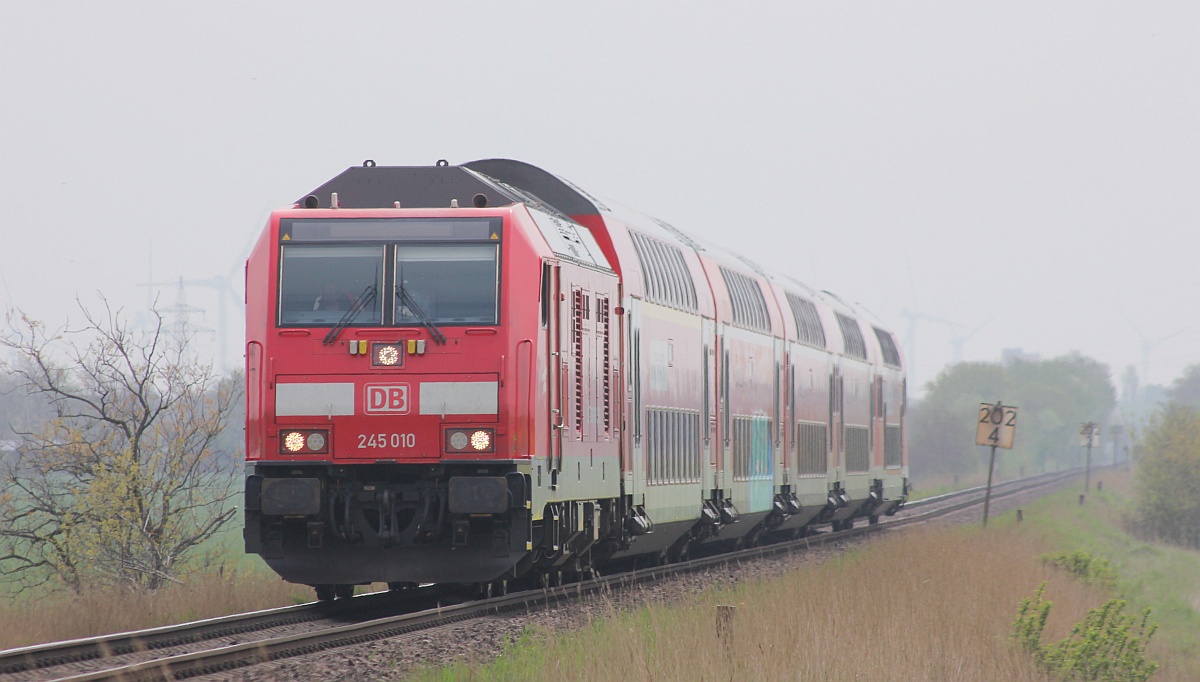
(1079, 422, 1101, 496)
(976, 402, 1018, 527)
(1109, 424, 1124, 467)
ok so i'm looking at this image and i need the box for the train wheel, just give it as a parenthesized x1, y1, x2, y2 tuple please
(479, 581, 494, 599)
(495, 579, 508, 596)
(334, 584, 354, 599)
(868, 514, 880, 525)
(315, 585, 336, 602)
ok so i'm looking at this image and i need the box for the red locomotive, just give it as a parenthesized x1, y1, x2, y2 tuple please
(244, 159, 907, 599)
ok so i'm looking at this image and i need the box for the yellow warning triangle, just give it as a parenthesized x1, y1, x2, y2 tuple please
(490, 233, 499, 240)
(282, 234, 291, 240)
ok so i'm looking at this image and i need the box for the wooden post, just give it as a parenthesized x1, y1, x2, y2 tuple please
(1085, 440, 1092, 492)
(982, 444, 997, 528)
(717, 604, 736, 657)
(1016, 509, 1023, 523)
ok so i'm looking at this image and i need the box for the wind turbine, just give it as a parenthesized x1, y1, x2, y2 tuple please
(947, 319, 989, 365)
(902, 281, 988, 389)
(1121, 313, 1187, 386)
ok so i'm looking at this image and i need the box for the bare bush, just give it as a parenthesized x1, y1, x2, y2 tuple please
(0, 299, 240, 593)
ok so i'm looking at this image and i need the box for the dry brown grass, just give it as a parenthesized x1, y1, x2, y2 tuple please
(452, 527, 1117, 681)
(0, 568, 310, 650)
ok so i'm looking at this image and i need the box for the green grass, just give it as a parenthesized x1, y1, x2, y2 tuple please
(1016, 474, 1200, 669)
(415, 471, 1200, 681)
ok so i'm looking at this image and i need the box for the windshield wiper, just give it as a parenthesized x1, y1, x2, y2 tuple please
(322, 285, 377, 345)
(396, 284, 446, 345)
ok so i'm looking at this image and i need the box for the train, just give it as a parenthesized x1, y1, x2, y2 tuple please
(243, 159, 908, 600)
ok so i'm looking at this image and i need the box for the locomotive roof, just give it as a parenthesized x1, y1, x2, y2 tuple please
(297, 161, 525, 210)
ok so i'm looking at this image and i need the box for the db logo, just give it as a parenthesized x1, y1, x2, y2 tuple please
(364, 384, 411, 414)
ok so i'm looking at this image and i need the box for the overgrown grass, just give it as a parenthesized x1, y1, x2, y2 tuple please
(0, 565, 310, 649)
(418, 472, 1200, 681)
(417, 530, 1099, 680)
(0, 517, 312, 650)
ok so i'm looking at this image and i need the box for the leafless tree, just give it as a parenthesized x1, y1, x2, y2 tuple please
(0, 299, 240, 593)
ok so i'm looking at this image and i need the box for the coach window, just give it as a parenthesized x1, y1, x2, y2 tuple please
(395, 244, 499, 324)
(279, 245, 384, 326)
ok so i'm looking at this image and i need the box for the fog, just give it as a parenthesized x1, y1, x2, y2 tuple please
(2, 2, 1197, 393)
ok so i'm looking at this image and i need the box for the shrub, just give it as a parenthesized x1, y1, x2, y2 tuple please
(1013, 581, 1158, 681)
(1040, 550, 1117, 591)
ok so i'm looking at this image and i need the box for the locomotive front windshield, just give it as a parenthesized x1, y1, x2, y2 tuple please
(396, 244, 498, 324)
(277, 218, 501, 327)
(279, 246, 385, 326)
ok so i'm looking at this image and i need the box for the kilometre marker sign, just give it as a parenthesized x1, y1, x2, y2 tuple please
(976, 403, 1018, 449)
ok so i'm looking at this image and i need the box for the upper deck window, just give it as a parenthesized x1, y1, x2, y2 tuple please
(873, 327, 902, 368)
(835, 312, 868, 360)
(277, 218, 501, 328)
(719, 266, 771, 333)
(629, 231, 697, 311)
(785, 292, 826, 349)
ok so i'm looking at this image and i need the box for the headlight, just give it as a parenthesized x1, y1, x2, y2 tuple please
(470, 430, 492, 451)
(373, 343, 403, 367)
(445, 428, 495, 454)
(306, 432, 326, 451)
(280, 429, 330, 455)
(284, 431, 305, 453)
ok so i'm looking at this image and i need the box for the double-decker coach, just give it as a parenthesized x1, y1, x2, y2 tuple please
(243, 159, 906, 599)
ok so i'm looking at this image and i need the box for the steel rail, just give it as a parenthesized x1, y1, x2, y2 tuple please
(0, 587, 449, 677)
(2, 467, 1081, 681)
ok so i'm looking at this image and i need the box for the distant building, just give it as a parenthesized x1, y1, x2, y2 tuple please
(0, 439, 17, 466)
(1001, 348, 1041, 365)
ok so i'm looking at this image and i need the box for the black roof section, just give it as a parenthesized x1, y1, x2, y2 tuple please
(297, 159, 603, 220)
(463, 159, 601, 218)
(297, 160, 518, 210)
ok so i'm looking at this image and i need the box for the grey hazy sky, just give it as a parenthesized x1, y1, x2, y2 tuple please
(2, 2, 1197, 393)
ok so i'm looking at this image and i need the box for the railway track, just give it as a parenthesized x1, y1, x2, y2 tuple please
(0, 468, 1079, 681)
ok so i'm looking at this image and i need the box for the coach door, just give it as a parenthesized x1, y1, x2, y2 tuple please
(625, 299, 643, 502)
(702, 318, 717, 490)
(718, 324, 731, 493)
(830, 362, 843, 480)
(546, 262, 564, 484)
